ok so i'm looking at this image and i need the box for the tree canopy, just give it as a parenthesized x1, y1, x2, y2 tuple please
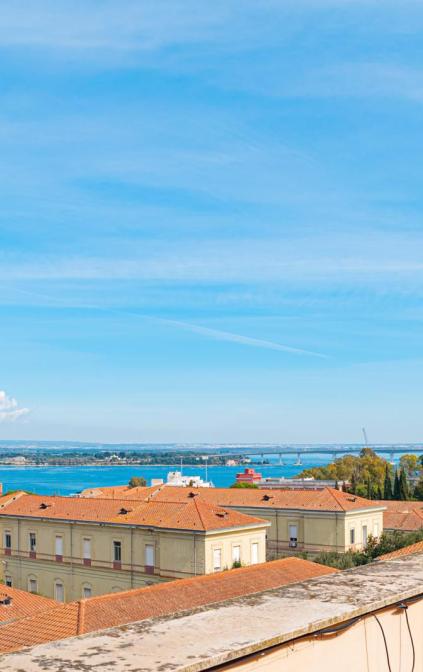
(297, 448, 422, 500)
(297, 448, 389, 499)
(399, 454, 420, 475)
(128, 476, 147, 488)
(313, 528, 423, 569)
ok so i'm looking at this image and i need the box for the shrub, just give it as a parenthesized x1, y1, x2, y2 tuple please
(128, 476, 147, 488)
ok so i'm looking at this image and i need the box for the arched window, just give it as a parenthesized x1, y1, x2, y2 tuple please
(28, 575, 37, 593)
(54, 580, 64, 602)
(82, 584, 92, 599)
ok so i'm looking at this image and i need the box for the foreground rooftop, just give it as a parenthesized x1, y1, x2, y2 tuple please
(1, 553, 422, 672)
(0, 557, 336, 653)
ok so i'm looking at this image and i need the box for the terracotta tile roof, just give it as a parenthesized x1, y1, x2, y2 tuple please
(79, 486, 157, 499)
(88, 484, 381, 512)
(0, 558, 337, 653)
(0, 493, 267, 532)
(373, 500, 423, 531)
(0, 586, 56, 624)
(0, 491, 27, 509)
(378, 540, 423, 561)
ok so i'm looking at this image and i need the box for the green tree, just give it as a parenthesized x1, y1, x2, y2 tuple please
(128, 476, 147, 488)
(312, 529, 423, 568)
(399, 454, 419, 476)
(298, 448, 388, 497)
(383, 464, 393, 500)
(413, 476, 423, 501)
(230, 482, 258, 489)
(393, 471, 400, 499)
(398, 467, 410, 500)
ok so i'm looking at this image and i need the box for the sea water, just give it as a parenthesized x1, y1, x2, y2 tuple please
(0, 455, 335, 495)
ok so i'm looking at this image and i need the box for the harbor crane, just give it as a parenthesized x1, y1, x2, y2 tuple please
(362, 427, 369, 448)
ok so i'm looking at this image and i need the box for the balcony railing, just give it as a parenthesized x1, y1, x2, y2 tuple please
(0, 547, 192, 579)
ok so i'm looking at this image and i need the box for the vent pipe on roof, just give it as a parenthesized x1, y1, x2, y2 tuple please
(0, 596, 12, 606)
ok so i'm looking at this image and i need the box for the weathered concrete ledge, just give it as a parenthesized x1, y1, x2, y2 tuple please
(2, 554, 423, 672)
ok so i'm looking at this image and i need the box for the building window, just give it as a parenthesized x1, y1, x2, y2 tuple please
(5, 575, 12, 587)
(54, 581, 64, 602)
(113, 541, 122, 563)
(213, 548, 222, 572)
(289, 524, 298, 548)
(362, 525, 368, 546)
(28, 577, 37, 593)
(83, 585, 92, 599)
(232, 545, 241, 564)
(144, 544, 155, 574)
(350, 528, 355, 545)
(251, 542, 259, 564)
(4, 531, 11, 549)
(55, 535, 63, 560)
(83, 538, 91, 565)
(29, 532, 36, 557)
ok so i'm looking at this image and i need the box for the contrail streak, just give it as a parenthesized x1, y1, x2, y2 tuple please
(6, 286, 328, 358)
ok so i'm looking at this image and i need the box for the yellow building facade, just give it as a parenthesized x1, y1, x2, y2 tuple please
(80, 484, 386, 558)
(0, 492, 268, 601)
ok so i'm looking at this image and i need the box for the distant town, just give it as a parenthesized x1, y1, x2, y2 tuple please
(0, 449, 257, 468)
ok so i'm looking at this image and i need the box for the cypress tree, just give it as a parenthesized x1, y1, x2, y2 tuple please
(393, 470, 400, 500)
(377, 485, 383, 500)
(399, 467, 410, 501)
(366, 478, 372, 500)
(350, 472, 357, 494)
(383, 464, 393, 500)
(414, 477, 423, 501)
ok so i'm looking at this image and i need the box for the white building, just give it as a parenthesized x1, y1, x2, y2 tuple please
(151, 471, 214, 488)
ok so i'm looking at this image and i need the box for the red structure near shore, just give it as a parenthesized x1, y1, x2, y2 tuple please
(235, 468, 262, 484)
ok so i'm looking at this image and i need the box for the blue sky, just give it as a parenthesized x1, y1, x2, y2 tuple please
(1, 1, 423, 443)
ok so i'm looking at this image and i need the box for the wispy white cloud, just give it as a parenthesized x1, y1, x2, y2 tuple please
(0, 1, 272, 52)
(0, 1, 420, 55)
(0, 390, 30, 423)
(2, 230, 423, 283)
(287, 63, 423, 102)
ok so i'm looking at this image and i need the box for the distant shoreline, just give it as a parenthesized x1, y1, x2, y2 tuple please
(0, 463, 258, 469)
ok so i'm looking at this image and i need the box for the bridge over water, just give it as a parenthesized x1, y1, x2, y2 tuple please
(207, 445, 423, 466)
